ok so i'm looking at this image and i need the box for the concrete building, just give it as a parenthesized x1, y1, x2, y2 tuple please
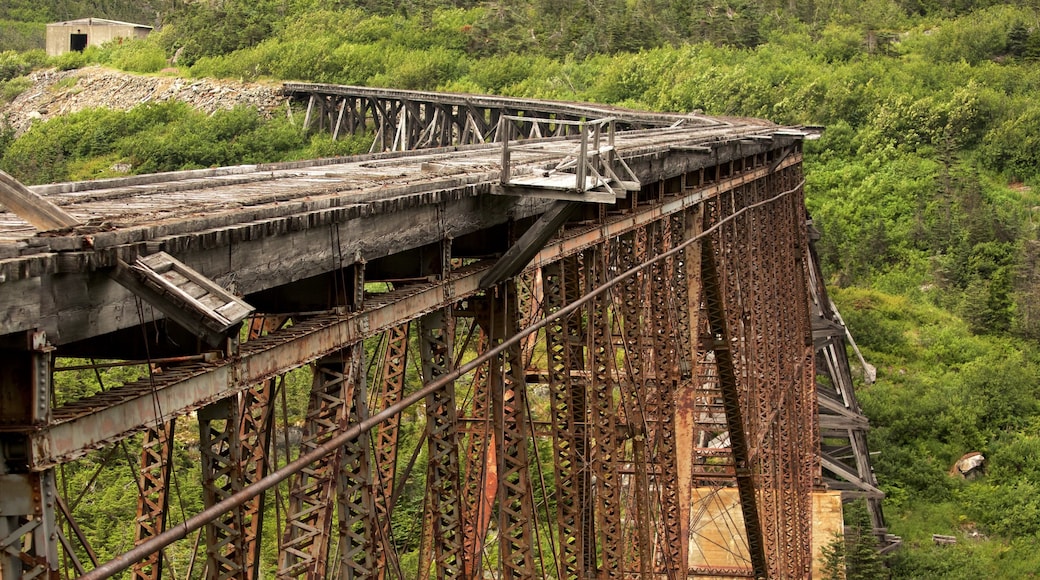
(45, 18, 152, 57)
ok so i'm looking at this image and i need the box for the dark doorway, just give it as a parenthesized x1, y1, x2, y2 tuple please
(70, 34, 88, 52)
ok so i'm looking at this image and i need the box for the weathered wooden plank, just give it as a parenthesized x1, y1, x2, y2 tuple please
(0, 170, 80, 231)
(0, 276, 41, 334)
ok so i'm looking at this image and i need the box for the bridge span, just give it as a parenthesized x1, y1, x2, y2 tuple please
(0, 86, 889, 579)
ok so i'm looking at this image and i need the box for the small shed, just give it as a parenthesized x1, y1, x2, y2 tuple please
(46, 18, 152, 57)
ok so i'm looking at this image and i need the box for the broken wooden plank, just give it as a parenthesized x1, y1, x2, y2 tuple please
(111, 252, 254, 346)
(0, 170, 80, 231)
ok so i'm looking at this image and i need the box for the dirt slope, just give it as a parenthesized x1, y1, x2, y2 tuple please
(2, 66, 287, 134)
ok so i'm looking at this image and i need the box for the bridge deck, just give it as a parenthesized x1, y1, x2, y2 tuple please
(0, 122, 773, 255)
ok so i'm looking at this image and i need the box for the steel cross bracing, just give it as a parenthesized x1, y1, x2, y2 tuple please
(0, 95, 889, 580)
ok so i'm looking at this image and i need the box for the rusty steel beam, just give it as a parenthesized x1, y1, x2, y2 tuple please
(335, 346, 379, 579)
(611, 231, 653, 580)
(277, 360, 352, 579)
(131, 422, 176, 580)
(371, 323, 409, 579)
(458, 330, 495, 578)
(419, 308, 464, 579)
(541, 256, 588, 580)
(198, 397, 248, 580)
(586, 246, 624, 580)
(475, 287, 538, 579)
(701, 236, 768, 579)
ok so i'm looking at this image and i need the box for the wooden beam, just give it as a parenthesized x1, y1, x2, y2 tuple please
(0, 170, 80, 231)
(479, 201, 580, 289)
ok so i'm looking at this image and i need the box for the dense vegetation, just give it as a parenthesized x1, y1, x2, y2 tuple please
(4, 0, 1040, 577)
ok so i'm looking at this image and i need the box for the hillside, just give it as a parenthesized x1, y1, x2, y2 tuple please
(1, 66, 283, 134)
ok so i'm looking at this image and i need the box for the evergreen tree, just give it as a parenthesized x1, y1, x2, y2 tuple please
(844, 501, 888, 580)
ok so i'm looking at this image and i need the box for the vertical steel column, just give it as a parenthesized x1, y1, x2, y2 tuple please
(278, 361, 352, 578)
(586, 246, 623, 580)
(477, 284, 537, 580)
(372, 323, 410, 579)
(335, 346, 378, 580)
(610, 231, 653, 580)
(702, 237, 768, 579)
(459, 331, 494, 578)
(645, 221, 686, 579)
(198, 397, 246, 580)
(197, 315, 280, 580)
(132, 422, 176, 580)
(541, 256, 588, 580)
(0, 331, 59, 579)
(673, 205, 705, 579)
(419, 308, 464, 579)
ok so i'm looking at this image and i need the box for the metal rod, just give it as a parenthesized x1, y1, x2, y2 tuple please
(55, 493, 100, 568)
(55, 353, 221, 372)
(80, 178, 804, 580)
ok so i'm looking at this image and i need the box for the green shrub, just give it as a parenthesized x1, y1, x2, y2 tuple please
(0, 75, 30, 102)
(980, 106, 1040, 183)
(50, 49, 89, 71)
(0, 20, 45, 52)
(109, 40, 168, 73)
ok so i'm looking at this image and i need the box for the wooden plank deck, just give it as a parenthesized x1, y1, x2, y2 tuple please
(0, 122, 777, 253)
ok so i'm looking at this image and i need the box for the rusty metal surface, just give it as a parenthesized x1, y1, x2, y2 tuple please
(370, 322, 409, 579)
(28, 159, 800, 470)
(541, 256, 588, 580)
(198, 398, 247, 580)
(476, 287, 537, 579)
(335, 346, 378, 579)
(131, 422, 175, 580)
(277, 361, 348, 578)
(419, 308, 464, 578)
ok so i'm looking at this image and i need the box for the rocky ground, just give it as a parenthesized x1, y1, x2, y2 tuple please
(2, 66, 288, 134)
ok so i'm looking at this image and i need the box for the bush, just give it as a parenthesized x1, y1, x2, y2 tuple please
(108, 40, 167, 73)
(979, 105, 1040, 183)
(0, 75, 30, 102)
(0, 48, 44, 81)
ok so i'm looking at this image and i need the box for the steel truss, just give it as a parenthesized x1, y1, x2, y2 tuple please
(17, 146, 889, 580)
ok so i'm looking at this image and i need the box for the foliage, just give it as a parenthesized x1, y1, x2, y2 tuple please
(0, 48, 45, 80)
(0, 102, 371, 184)
(0, 19, 45, 51)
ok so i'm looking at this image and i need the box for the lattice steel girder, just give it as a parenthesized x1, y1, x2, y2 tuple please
(419, 309, 464, 579)
(586, 246, 624, 580)
(28, 157, 802, 471)
(198, 397, 247, 580)
(132, 421, 176, 580)
(610, 232, 654, 580)
(541, 256, 589, 580)
(459, 330, 495, 579)
(475, 286, 537, 580)
(335, 346, 379, 580)
(673, 205, 705, 578)
(645, 219, 691, 580)
(700, 238, 769, 579)
(277, 359, 354, 579)
(371, 323, 409, 579)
